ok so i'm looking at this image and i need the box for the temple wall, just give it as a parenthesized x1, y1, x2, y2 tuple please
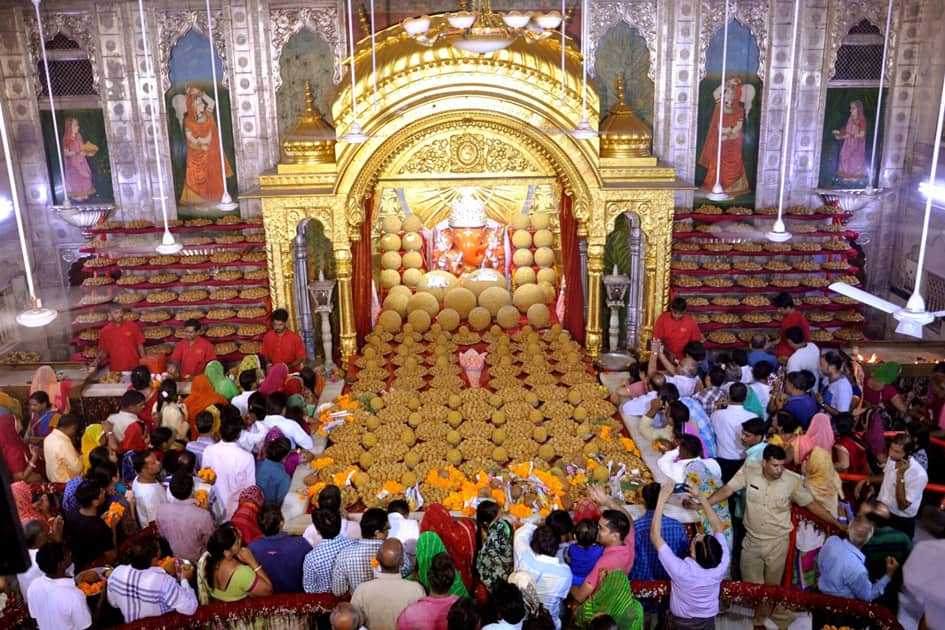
(0, 0, 939, 350)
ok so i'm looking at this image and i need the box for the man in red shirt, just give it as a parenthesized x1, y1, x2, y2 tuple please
(652, 297, 703, 360)
(96, 304, 145, 372)
(772, 292, 810, 359)
(260, 308, 306, 371)
(169, 319, 217, 379)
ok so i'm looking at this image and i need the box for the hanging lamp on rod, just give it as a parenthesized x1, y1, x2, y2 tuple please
(340, 0, 368, 143)
(203, 0, 238, 211)
(571, 0, 597, 139)
(0, 96, 57, 327)
(138, 0, 181, 254)
(33, 0, 70, 209)
(706, 0, 732, 201)
(766, 0, 802, 243)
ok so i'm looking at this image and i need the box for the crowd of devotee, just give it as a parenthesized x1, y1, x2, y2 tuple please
(2, 297, 944, 630)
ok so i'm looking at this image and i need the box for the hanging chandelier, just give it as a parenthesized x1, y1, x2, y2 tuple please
(403, 1, 562, 55)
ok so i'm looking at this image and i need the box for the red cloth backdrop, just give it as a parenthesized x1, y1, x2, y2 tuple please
(352, 194, 375, 346)
(559, 192, 585, 343)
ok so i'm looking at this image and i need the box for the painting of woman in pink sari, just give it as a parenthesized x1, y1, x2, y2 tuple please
(61, 118, 98, 200)
(40, 109, 113, 205)
(832, 100, 868, 184)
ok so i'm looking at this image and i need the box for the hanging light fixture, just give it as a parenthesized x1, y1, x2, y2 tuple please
(829, 62, 945, 337)
(340, 0, 368, 143)
(203, 0, 238, 211)
(138, 0, 181, 254)
(571, 0, 597, 139)
(0, 97, 57, 327)
(33, 0, 70, 209)
(766, 0, 802, 243)
(403, 1, 562, 55)
(369, 0, 378, 111)
(706, 0, 732, 201)
(815, 0, 892, 210)
(559, 0, 566, 105)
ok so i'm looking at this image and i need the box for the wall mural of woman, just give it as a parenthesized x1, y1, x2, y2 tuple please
(165, 30, 238, 218)
(693, 20, 762, 208)
(179, 87, 233, 206)
(818, 88, 885, 190)
(39, 109, 113, 206)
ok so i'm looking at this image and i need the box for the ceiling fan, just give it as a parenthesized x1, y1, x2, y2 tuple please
(828, 61, 945, 339)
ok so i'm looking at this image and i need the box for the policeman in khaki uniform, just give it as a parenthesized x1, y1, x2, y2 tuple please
(701, 444, 846, 629)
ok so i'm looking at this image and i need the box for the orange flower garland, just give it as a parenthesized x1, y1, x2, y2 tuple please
(103, 502, 125, 527)
(196, 468, 216, 484)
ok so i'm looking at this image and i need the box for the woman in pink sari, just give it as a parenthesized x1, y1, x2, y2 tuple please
(61, 118, 97, 200)
(795, 412, 835, 465)
(832, 100, 868, 184)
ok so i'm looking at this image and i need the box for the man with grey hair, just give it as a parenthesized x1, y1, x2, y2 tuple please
(815, 516, 899, 628)
(330, 602, 364, 630)
(17, 518, 60, 605)
(351, 539, 424, 630)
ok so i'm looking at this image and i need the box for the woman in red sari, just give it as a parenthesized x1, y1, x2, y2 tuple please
(420, 503, 477, 592)
(180, 87, 233, 206)
(230, 486, 264, 545)
(699, 76, 750, 196)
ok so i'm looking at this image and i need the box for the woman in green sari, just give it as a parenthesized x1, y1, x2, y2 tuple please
(205, 360, 240, 400)
(415, 531, 468, 597)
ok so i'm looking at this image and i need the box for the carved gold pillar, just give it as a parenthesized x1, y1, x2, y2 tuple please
(334, 247, 357, 362)
(585, 243, 605, 358)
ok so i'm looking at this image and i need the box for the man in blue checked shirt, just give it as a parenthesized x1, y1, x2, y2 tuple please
(629, 482, 690, 621)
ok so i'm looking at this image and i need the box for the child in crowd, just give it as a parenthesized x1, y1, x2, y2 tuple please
(564, 519, 603, 587)
(148, 427, 175, 462)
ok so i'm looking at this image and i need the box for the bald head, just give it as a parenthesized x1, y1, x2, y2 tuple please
(378, 538, 404, 573)
(680, 357, 698, 378)
(847, 515, 875, 548)
(330, 602, 361, 630)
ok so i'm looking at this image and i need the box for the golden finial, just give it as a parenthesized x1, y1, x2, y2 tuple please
(598, 74, 653, 159)
(304, 80, 315, 112)
(280, 81, 336, 165)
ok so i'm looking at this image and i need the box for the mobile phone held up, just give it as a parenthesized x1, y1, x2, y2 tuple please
(673, 483, 688, 494)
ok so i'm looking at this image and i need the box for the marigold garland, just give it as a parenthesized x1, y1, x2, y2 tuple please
(196, 468, 216, 484)
(194, 489, 209, 509)
(103, 502, 125, 527)
(310, 457, 335, 470)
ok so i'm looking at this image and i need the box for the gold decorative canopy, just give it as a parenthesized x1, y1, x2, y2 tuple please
(279, 81, 336, 168)
(257, 19, 684, 361)
(599, 77, 653, 159)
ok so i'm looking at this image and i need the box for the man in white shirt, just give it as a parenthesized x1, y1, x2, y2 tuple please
(18, 517, 64, 607)
(856, 435, 929, 539)
(131, 450, 167, 528)
(512, 523, 572, 628)
(202, 415, 256, 520)
(103, 390, 147, 451)
(231, 369, 258, 416)
(709, 382, 756, 482)
(784, 326, 821, 392)
(387, 500, 420, 561)
(748, 361, 773, 421)
(648, 342, 701, 398)
(259, 393, 314, 450)
(819, 351, 854, 414)
(27, 542, 91, 630)
(657, 434, 722, 483)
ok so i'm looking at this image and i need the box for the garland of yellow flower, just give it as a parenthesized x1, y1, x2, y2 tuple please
(332, 466, 360, 487)
(194, 489, 209, 509)
(196, 468, 216, 484)
(310, 457, 335, 470)
(103, 502, 125, 527)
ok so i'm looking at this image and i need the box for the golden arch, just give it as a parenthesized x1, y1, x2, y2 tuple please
(258, 20, 678, 363)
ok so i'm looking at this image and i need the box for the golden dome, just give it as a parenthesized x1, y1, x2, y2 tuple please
(599, 77, 652, 158)
(281, 81, 336, 165)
